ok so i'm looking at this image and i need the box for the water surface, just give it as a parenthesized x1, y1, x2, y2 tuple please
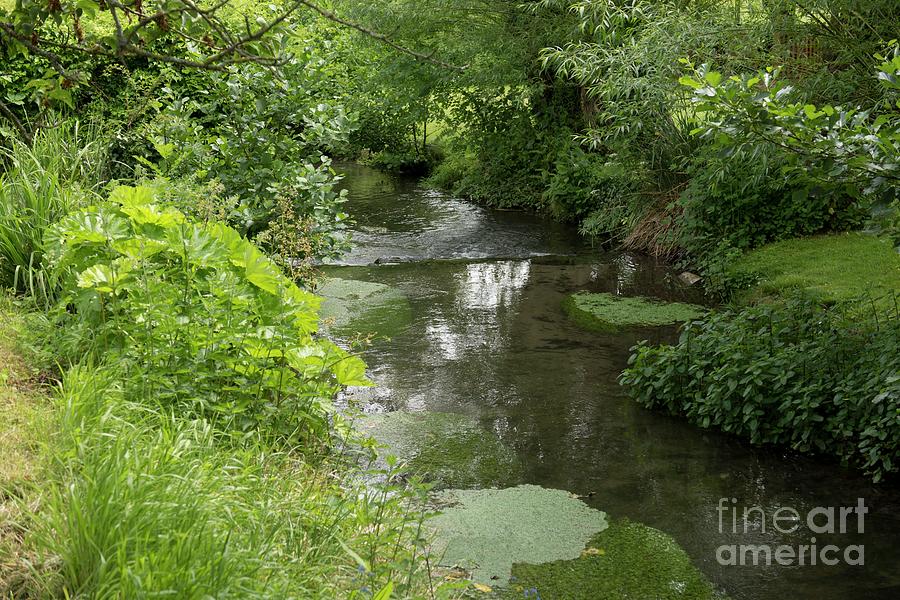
(329, 163, 900, 600)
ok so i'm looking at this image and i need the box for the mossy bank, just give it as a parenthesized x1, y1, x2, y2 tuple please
(729, 233, 900, 306)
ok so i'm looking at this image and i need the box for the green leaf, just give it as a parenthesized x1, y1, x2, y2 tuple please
(242, 247, 282, 295)
(704, 71, 722, 86)
(48, 86, 74, 109)
(373, 583, 394, 600)
(678, 76, 703, 90)
(109, 185, 156, 207)
(332, 354, 371, 387)
(76, 262, 131, 293)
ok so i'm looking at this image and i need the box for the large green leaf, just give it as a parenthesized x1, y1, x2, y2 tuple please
(242, 246, 283, 295)
(330, 353, 371, 387)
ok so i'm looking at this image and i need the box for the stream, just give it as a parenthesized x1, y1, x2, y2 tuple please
(326, 163, 900, 599)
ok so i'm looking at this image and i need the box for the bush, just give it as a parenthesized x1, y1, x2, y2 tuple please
(620, 296, 900, 482)
(430, 88, 579, 209)
(44, 186, 368, 442)
(542, 142, 610, 221)
(679, 145, 863, 257)
(141, 58, 352, 260)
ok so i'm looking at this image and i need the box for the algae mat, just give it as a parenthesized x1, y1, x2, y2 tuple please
(359, 411, 522, 489)
(317, 277, 412, 338)
(563, 292, 705, 332)
(429, 485, 609, 586)
(502, 519, 724, 599)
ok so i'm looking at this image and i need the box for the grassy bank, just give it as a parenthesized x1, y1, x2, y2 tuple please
(0, 178, 445, 597)
(729, 233, 900, 306)
(619, 232, 900, 483)
(0, 299, 50, 594)
(0, 292, 440, 599)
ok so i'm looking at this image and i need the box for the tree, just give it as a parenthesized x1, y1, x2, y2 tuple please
(0, 0, 463, 140)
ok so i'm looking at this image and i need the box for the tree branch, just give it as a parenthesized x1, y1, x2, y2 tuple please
(0, 97, 30, 143)
(297, 0, 468, 72)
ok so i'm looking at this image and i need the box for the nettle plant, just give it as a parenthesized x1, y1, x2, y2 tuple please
(621, 296, 900, 482)
(45, 185, 369, 443)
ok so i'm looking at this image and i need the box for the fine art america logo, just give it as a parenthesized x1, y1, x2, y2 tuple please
(716, 497, 867, 566)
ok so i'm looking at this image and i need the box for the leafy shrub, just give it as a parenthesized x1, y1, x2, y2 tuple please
(621, 296, 900, 481)
(679, 52, 900, 267)
(542, 142, 610, 221)
(143, 57, 352, 259)
(44, 186, 368, 442)
(679, 144, 864, 257)
(432, 89, 579, 209)
(573, 160, 646, 240)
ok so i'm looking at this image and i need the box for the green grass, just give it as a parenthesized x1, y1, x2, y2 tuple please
(5, 364, 439, 599)
(0, 287, 442, 599)
(0, 297, 52, 596)
(0, 121, 106, 303)
(563, 292, 706, 332)
(731, 232, 900, 305)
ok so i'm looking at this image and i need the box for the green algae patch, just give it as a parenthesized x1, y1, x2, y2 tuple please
(429, 485, 608, 586)
(316, 277, 412, 338)
(730, 233, 900, 307)
(501, 519, 723, 600)
(359, 411, 522, 489)
(563, 292, 705, 332)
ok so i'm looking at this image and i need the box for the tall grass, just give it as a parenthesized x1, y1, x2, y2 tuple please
(12, 365, 439, 599)
(0, 121, 107, 303)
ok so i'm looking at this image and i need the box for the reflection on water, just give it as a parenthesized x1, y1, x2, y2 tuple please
(329, 164, 900, 600)
(458, 261, 531, 310)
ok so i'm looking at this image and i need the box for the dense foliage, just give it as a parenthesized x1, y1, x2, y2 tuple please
(621, 296, 900, 482)
(329, 0, 900, 274)
(1, 2, 899, 596)
(45, 185, 368, 441)
(0, 1, 454, 586)
(0, 123, 106, 299)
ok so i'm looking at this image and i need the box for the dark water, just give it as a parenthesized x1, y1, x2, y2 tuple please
(329, 163, 900, 600)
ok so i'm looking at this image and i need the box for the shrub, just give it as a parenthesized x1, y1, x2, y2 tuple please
(620, 296, 900, 481)
(679, 145, 863, 258)
(139, 56, 352, 260)
(542, 142, 612, 221)
(432, 89, 578, 209)
(44, 186, 368, 442)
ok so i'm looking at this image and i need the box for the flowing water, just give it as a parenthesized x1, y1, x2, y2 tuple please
(327, 163, 900, 599)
